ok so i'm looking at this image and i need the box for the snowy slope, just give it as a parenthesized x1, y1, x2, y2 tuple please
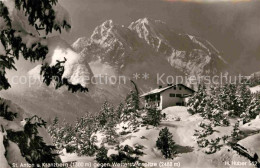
(241, 115, 260, 132)
(60, 107, 255, 168)
(71, 37, 88, 52)
(250, 85, 260, 93)
(0, 98, 55, 167)
(128, 18, 228, 77)
(238, 133, 260, 158)
(72, 19, 183, 90)
(0, 132, 10, 168)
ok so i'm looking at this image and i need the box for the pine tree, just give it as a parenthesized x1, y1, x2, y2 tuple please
(222, 135, 230, 144)
(96, 145, 145, 168)
(194, 122, 214, 139)
(218, 84, 237, 111)
(0, 100, 17, 120)
(227, 84, 237, 111)
(231, 121, 241, 140)
(7, 116, 58, 165)
(205, 138, 221, 154)
(156, 127, 176, 159)
(124, 90, 139, 115)
(188, 85, 208, 114)
(74, 114, 99, 156)
(48, 117, 61, 149)
(77, 133, 97, 156)
(203, 95, 214, 119)
(205, 93, 228, 126)
(0, 0, 85, 93)
(142, 107, 162, 127)
(218, 85, 228, 109)
(239, 84, 252, 112)
(48, 114, 100, 156)
(104, 116, 119, 145)
(123, 90, 141, 130)
(95, 146, 111, 168)
(98, 101, 114, 127)
(96, 101, 120, 145)
(0, 1, 88, 165)
(241, 97, 260, 124)
(110, 145, 145, 168)
(115, 103, 124, 121)
(233, 84, 252, 116)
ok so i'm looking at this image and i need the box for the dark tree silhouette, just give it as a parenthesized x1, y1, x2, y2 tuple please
(0, 0, 88, 166)
(156, 127, 176, 159)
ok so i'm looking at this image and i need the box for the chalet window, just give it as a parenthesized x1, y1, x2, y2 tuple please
(169, 93, 175, 97)
(157, 94, 160, 100)
(173, 86, 176, 90)
(179, 87, 182, 90)
(176, 94, 182, 97)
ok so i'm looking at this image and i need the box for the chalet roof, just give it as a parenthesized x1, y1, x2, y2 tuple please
(140, 85, 173, 97)
(140, 84, 195, 97)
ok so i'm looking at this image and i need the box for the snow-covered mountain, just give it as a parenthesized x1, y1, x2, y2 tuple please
(74, 20, 155, 70)
(1, 18, 231, 123)
(73, 18, 229, 82)
(0, 36, 129, 123)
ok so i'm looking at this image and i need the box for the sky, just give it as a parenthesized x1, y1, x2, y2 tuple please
(6, 0, 259, 79)
(59, 0, 260, 75)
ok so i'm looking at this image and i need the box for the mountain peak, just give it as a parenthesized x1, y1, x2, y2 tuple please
(72, 37, 88, 52)
(137, 17, 151, 24)
(72, 18, 229, 79)
(129, 17, 150, 29)
(101, 19, 114, 29)
(128, 17, 167, 48)
(89, 19, 137, 49)
(92, 20, 116, 36)
(90, 20, 116, 45)
(129, 17, 166, 28)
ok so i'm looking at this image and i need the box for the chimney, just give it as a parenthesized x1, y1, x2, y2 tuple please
(159, 85, 162, 89)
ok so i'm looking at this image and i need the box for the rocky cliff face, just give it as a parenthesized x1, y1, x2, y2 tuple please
(73, 18, 228, 80)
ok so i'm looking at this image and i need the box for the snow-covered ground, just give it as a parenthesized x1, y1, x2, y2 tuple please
(0, 132, 10, 168)
(241, 115, 260, 132)
(0, 99, 55, 167)
(250, 85, 260, 93)
(60, 106, 260, 168)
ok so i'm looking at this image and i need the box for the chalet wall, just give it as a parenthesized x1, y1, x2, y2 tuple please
(161, 85, 193, 109)
(144, 94, 160, 109)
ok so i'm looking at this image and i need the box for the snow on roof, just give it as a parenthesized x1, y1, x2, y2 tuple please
(140, 85, 173, 97)
(140, 84, 195, 97)
(250, 85, 260, 93)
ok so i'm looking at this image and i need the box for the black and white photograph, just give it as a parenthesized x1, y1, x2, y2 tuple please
(0, 0, 260, 167)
